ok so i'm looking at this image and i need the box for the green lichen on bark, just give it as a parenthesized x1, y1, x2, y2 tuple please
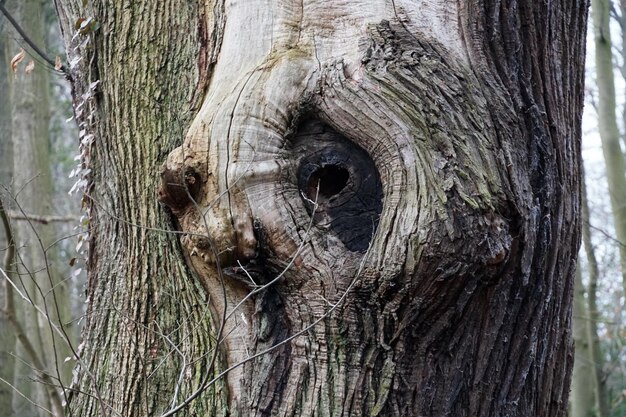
(54, 0, 230, 415)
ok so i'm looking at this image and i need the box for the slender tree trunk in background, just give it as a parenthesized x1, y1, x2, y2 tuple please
(0, 20, 16, 415)
(571, 266, 596, 417)
(0, 21, 13, 187)
(571, 169, 609, 417)
(6, 1, 71, 415)
(55, 0, 587, 416)
(6, 2, 47, 413)
(583, 208, 610, 417)
(592, 0, 626, 298)
(42, 0, 82, 351)
(619, 0, 626, 152)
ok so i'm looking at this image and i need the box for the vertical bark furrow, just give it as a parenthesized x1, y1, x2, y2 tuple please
(461, 0, 586, 415)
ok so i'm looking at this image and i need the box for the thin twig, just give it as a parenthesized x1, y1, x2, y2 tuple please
(0, 2, 68, 75)
(0, 192, 107, 417)
(5, 189, 76, 412)
(7, 210, 79, 224)
(588, 222, 626, 248)
(0, 377, 54, 416)
(0, 198, 65, 415)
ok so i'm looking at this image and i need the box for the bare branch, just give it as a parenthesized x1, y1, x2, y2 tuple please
(0, 377, 54, 416)
(1, 191, 109, 417)
(0, 3, 68, 76)
(7, 210, 79, 224)
(0, 198, 64, 415)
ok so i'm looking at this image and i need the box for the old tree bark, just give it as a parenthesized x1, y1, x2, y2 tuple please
(54, 0, 586, 416)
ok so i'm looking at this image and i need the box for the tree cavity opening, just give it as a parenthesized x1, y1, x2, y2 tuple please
(293, 119, 383, 252)
(307, 165, 349, 201)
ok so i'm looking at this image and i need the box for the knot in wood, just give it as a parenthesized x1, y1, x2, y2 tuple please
(158, 166, 201, 212)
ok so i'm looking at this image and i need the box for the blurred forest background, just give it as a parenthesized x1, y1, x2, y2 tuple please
(0, 1, 625, 417)
(0, 2, 84, 416)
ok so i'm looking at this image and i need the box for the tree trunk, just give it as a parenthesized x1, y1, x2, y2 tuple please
(592, 0, 626, 297)
(6, 1, 71, 415)
(619, 0, 626, 152)
(55, 1, 587, 416)
(0, 19, 16, 414)
(54, 2, 229, 416)
(582, 176, 609, 417)
(571, 266, 596, 417)
(571, 169, 608, 417)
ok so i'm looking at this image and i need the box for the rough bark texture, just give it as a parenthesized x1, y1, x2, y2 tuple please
(56, 0, 586, 416)
(54, 1, 228, 416)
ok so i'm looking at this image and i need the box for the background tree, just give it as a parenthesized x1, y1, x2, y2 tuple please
(571, 170, 609, 417)
(53, 1, 587, 416)
(0, 14, 16, 413)
(0, 1, 79, 415)
(592, 0, 626, 300)
(568, 0, 626, 414)
(572, 266, 597, 417)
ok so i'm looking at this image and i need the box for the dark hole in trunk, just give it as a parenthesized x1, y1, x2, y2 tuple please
(291, 119, 383, 252)
(307, 165, 350, 201)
